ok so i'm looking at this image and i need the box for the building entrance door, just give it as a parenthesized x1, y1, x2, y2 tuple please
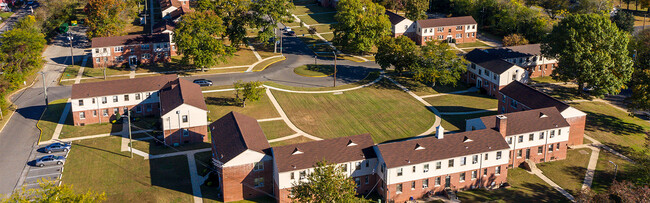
(129, 56, 137, 66)
(525, 149, 530, 159)
(445, 175, 451, 188)
(476, 78, 482, 88)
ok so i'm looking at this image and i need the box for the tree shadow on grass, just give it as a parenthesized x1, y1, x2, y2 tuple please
(205, 97, 238, 107)
(149, 155, 194, 197)
(458, 182, 569, 202)
(584, 111, 645, 136)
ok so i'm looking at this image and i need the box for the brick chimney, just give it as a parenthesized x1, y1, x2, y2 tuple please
(495, 115, 507, 137)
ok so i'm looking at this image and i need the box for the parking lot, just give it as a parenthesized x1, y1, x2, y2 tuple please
(17, 144, 69, 190)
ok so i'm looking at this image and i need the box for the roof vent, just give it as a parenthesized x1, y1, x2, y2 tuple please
(347, 140, 357, 147)
(292, 165, 296, 169)
(292, 148, 303, 155)
(415, 144, 425, 150)
(539, 112, 548, 118)
(407, 160, 411, 163)
(463, 136, 473, 143)
(465, 146, 469, 149)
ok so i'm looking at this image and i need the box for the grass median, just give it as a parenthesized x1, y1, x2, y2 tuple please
(293, 64, 334, 77)
(37, 99, 69, 142)
(537, 149, 592, 196)
(425, 92, 498, 113)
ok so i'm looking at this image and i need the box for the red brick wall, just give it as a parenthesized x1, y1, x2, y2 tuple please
(220, 160, 274, 202)
(566, 116, 585, 146)
(465, 72, 501, 97)
(525, 63, 557, 78)
(92, 45, 171, 68)
(415, 28, 476, 46)
(72, 102, 160, 126)
(384, 165, 508, 202)
(163, 125, 208, 145)
(508, 141, 568, 168)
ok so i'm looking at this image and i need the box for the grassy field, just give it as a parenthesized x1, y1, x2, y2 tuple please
(570, 101, 650, 157)
(37, 99, 68, 142)
(292, 4, 336, 15)
(390, 76, 469, 96)
(260, 120, 295, 140)
(269, 135, 315, 147)
(591, 150, 632, 193)
(531, 76, 563, 84)
(297, 13, 337, 25)
(264, 71, 380, 91)
(251, 56, 285, 71)
(457, 168, 569, 202)
(62, 136, 193, 202)
(61, 66, 80, 80)
(293, 64, 334, 77)
(320, 33, 334, 41)
(204, 91, 279, 121)
(131, 139, 212, 155)
(440, 111, 498, 132)
(425, 92, 498, 112)
(250, 42, 280, 59)
(272, 79, 436, 143)
(534, 84, 590, 101)
(59, 111, 123, 139)
(455, 41, 491, 48)
(76, 76, 132, 84)
(83, 67, 131, 78)
(537, 149, 592, 195)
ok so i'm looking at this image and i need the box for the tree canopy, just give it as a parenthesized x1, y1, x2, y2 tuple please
(290, 161, 363, 202)
(332, 0, 391, 54)
(174, 11, 235, 71)
(611, 11, 635, 33)
(542, 14, 633, 96)
(627, 28, 650, 111)
(404, 0, 428, 20)
(234, 80, 264, 108)
(84, 0, 138, 38)
(502, 33, 529, 46)
(2, 180, 106, 202)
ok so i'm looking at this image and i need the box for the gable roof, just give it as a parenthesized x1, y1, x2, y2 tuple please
(376, 129, 510, 168)
(71, 74, 177, 99)
(499, 81, 571, 112)
(417, 16, 476, 28)
(159, 78, 208, 115)
(210, 112, 270, 164)
(159, 0, 182, 10)
(386, 10, 408, 25)
(479, 107, 570, 136)
(91, 34, 170, 48)
(465, 49, 518, 74)
(272, 134, 376, 172)
(484, 44, 542, 59)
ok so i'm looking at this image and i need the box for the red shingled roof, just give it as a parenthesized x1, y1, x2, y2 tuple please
(417, 16, 476, 28)
(159, 78, 208, 115)
(90, 34, 170, 48)
(210, 112, 271, 164)
(71, 74, 177, 99)
(478, 107, 570, 136)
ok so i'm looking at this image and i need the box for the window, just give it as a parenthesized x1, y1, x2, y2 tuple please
(183, 129, 189, 137)
(123, 107, 128, 114)
(146, 92, 151, 98)
(142, 54, 151, 59)
(102, 97, 107, 104)
(411, 181, 416, 190)
(496, 166, 501, 175)
(397, 168, 403, 176)
(479, 69, 482, 75)
(558, 129, 562, 135)
(114, 46, 123, 52)
(103, 109, 108, 116)
(550, 130, 555, 138)
(472, 25, 476, 29)
(437, 27, 443, 32)
(290, 172, 294, 180)
(412, 166, 416, 173)
(557, 143, 560, 150)
(485, 70, 490, 76)
(254, 161, 264, 171)
(472, 155, 478, 164)
(436, 161, 441, 169)
(141, 44, 150, 50)
(254, 178, 264, 187)
(78, 100, 84, 106)
(115, 56, 124, 62)
(366, 161, 369, 168)
(517, 150, 522, 158)
(455, 34, 461, 38)
(423, 164, 429, 172)
(92, 98, 96, 104)
(456, 25, 463, 30)
(538, 146, 543, 154)
(365, 176, 369, 184)
(483, 168, 487, 176)
(113, 108, 119, 115)
(404, 25, 408, 30)
(113, 96, 118, 102)
(93, 110, 97, 117)
(471, 171, 477, 179)
(299, 171, 306, 180)
(424, 29, 427, 33)
(381, 163, 385, 173)
(396, 184, 402, 194)
(342, 163, 347, 172)
(435, 177, 441, 186)
(496, 152, 502, 160)
(460, 157, 466, 166)
(356, 162, 361, 170)
(437, 35, 443, 40)
(79, 112, 85, 119)
(146, 104, 152, 112)
(511, 100, 518, 108)
(507, 137, 513, 144)
(539, 132, 545, 140)
(460, 172, 466, 182)
(355, 178, 361, 186)
(96, 58, 100, 63)
(423, 179, 429, 188)
(124, 95, 129, 101)
(135, 94, 141, 100)
(129, 47, 134, 52)
(529, 134, 534, 141)
(182, 115, 188, 123)
(518, 135, 523, 143)
(549, 144, 554, 152)
(136, 106, 142, 113)
(448, 159, 454, 167)
(466, 25, 470, 30)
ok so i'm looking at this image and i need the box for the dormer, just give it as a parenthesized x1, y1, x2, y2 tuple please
(292, 148, 303, 155)
(347, 140, 357, 147)
(414, 143, 425, 150)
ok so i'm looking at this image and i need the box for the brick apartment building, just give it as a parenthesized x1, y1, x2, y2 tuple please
(160, 0, 189, 19)
(414, 16, 477, 45)
(498, 81, 586, 146)
(464, 49, 528, 97)
(70, 75, 208, 145)
(483, 44, 558, 78)
(466, 107, 570, 167)
(386, 11, 415, 38)
(90, 33, 173, 68)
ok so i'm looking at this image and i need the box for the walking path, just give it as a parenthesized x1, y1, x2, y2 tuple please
(290, 14, 368, 62)
(572, 144, 601, 190)
(526, 160, 576, 202)
(49, 99, 71, 141)
(73, 67, 85, 84)
(265, 88, 322, 141)
(186, 153, 204, 203)
(257, 117, 283, 122)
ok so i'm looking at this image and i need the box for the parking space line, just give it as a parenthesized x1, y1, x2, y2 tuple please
(24, 172, 61, 180)
(28, 165, 63, 171)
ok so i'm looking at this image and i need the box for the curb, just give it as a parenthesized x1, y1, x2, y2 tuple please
(36, 106, 49, 145)
(252, 56, 286, 72)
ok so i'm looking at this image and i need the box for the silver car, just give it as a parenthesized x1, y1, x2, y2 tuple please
(43, 142, 71, 153)
(34, 155, 65, 167)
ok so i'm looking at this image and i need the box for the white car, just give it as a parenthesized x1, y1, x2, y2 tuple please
(284, 27, 292, 32)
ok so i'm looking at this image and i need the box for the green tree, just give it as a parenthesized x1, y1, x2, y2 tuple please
(542, 14, 633, 96)
(628, 29, 650, 111)
(414, 42, 467, 85)
(332, 0, 391, 54)
(2, 180, 106, 202)
(174, 11, 235, 71)
(196, 0, 253, 47)
(538, 0, 570, 19)
(573, 0, 613, 14)
(611, 11, 635, 33)
(0, 16, 46, 91)
(84, 0, 138, 38)
(404, 0, 428, 20)
(375, 36, 419, 73)
(250, 0, 295, 45)
(290, 161, 362, 202)
(502, 33, 529, 46)
(33, 0, 80, 37)
(233, 80, 264, 107)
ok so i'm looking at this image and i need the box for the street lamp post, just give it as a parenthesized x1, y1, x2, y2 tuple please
(67, 32, 74, 66)
(38, 72, 47, 105)
(128, 110, 133, 158)
(608, 160, 618, 180)
(314, 56, 317, 67)
(332, 51, 337, 87)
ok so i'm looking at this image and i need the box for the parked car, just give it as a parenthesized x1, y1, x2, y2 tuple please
(34, 155, 65, 167)
(288, 31, 296, 36)
(284, 27, 292, 32)
(193, 79, 213, 87)
(43, 142, 71, 153)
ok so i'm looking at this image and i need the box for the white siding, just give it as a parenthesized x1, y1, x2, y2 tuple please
(276, 158, 376, 189)
(222, 149, 271, 167)
(160, 103, 208, 130)
(393, 20, 415, 34)
(71, 91, 159, 112)
(504, 127, 570, 151)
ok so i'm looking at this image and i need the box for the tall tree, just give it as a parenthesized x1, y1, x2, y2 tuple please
(2, 180, 106, 202)
(628, 29, 650, 111)
(538, 0, 570, 19)
(611, 11, 635, 33)
(174, 11, 235, 71)
(573, 0, 613, 14)
(233, 80, 264, 107)
(0, 16, 46, 91)
(290, 161, 362, 202)
(85, 0, 137, 38)
(375, 36, 419, 73)
(404, 0, 428, 20)
(414, 42, 467, 85)
(502, 33, 529, 46)
(196, 0, 252, 47)
(332, 0, 391, 54)
(250, 0, 295, 45)
(542, 14, 633, 96)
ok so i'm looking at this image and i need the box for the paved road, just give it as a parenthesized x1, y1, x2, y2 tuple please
(0, 6, 29, 34)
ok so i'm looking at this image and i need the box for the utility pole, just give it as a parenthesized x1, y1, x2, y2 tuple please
(128, 110, 133, 158)
(39, 72, 48, 105)
(68, 32, 74, 66)
(280, 28, 283, 56)
(333, 51, 337, 87)
(314, 56, 317, 67)
(274, 28, 277, 53)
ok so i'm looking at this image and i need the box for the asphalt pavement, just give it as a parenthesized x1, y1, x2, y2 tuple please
(0, 6, 29, 34)
(18, 148, 68, 191)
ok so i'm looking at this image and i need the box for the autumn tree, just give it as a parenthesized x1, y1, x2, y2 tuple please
(414, 42, 467, 86)
(85, 0, 138, 38)
(250, 0, 295, 45)
(233, 80, 264, 107)
(573, 0, 613, 14)
(0, 16, 46, 94)
(537, 0, 570, 19)
(542, 14, 633, 96)
(502, 33, 529, 46)
(290, 161, 363, 202)
(195, 0, 252, 47)
(174, 11, 235, 71)
(2, 180, 106, 202)
(375, 36, 419, 73)
(611, 11, 635, 33)
(628, 29, 650, 112)
(404, 0, 428, 20)
(332, 0, 391, 54)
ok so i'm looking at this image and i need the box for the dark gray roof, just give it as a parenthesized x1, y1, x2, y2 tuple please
(386, 11, 408, 25)
(417, 16, 476, 28)
(479, 107, 570, 136)
(499, 81, 571, 112)
(91, 34, 170, 48)
(71, 74, 177, 99)
(465, 49, 517, 74)
(210, 112, 271, 164)
(159, 78, 208, 115)
(484, 44, 542, 59)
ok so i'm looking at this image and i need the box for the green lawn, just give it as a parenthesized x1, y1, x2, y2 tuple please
(136, 48, 259, 74)
(312, 43, 336, 53)
(130, 116, 160, 130)
(78, 76, 131, 84)
(570, 101, 650, 157)
(293, 64, 334, 77)
(83, 67, 130, 78)
(0, 12, 13, 22)
(204, 91, 279, 121)
(250, 42, 281, 59)
(297, 13, 337, 25)
(61, 66, 80, 80)
(131, 139, 212, 155)
(531, 76, 562, 84)
(440, 111, 498, 132)
(537, 149, 592, 196)
(310, 24, 333, 33)
(319, 33, 334, 41)
(62, 137, 193, 202)
(59, 111, 123, 139)
(455, 41, 491, 48)
(260, 120, 295, 140)
(292, 4, 336, 15)
(390, 75, 470, 96)
(269, 135, 314, 147)
(533, 84, 590, 101)
(272, 78, 437, 143)
(425, 92, 498, 112)
(592, 150, 632, 193)
(38, 99, 68, 142)
(458, 168, 569, 202)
